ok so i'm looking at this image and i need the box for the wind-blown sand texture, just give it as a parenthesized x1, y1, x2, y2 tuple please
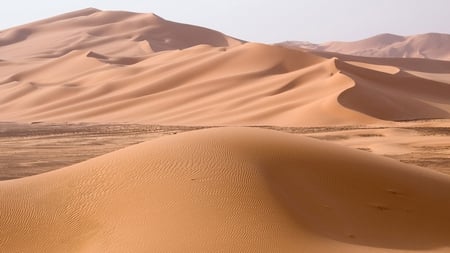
(1, 123, 448, 180)
(1, 127, 450, 252)
(1, 9, 450, 253)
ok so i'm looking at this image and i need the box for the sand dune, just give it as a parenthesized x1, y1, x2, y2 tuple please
(0, 11, 449, 125)
(0, 8, 242, 60)
(1, 10, 449, 126)
(281, 33, 450, 61)
(335, 60, 450, 121)
(0, 10, 449, 125)
(1, 9, 450, 253)
(1, 127, 449, 252)
(0, 44, 448, 125)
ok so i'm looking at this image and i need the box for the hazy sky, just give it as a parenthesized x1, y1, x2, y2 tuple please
(1, 0, 449, 43)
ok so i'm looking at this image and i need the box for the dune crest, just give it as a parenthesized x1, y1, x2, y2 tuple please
(0, 10, 449, 125)
(1, 127, 450, 252)
(0, 9, 242, 60)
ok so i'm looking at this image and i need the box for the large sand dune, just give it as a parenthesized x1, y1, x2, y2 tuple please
(1, 9, 450, 253)
(1, 127, 450, 252)
(0, 10, 449, 126)
(0, 8, 241, 59)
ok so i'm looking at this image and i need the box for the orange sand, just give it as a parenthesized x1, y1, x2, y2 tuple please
(0, 9, 448, 126)
(1, 9, 450, 253)
(1, 127, 450, 252)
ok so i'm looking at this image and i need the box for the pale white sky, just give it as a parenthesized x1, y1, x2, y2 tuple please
(1, 0, 449, 43)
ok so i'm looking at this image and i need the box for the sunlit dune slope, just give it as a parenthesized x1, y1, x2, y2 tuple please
(0, 8, 242, 59)
(0, 9, 449, 125)
(1, 127, 450, 252)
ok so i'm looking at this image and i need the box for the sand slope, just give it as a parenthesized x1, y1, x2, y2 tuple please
(1, 127, 450, 252)
(0, 8, 242, 60)
(280, 33, 450, 60)
(0, 10, 449, 125)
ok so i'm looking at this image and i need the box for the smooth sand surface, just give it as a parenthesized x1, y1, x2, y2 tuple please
(319, 33, 450, 60)
(1, 127, 450, 252)
(281, 33, 450, 60)
(0, 10, 449, 126)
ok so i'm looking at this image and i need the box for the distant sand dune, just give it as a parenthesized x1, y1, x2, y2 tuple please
(0, 10, 449, 125)
(0, 9, 242, 59)
(1, 127, 450, 252)
(280, 33, 450, 61)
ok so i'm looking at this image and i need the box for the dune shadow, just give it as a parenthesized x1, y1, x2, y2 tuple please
(335, 60, 450, 121)
(133, 18, 240, 52)
(259, 149, 450, 250)
(0, 28, 33, 46)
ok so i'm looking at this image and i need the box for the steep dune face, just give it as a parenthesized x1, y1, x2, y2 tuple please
(0, 10, 449, 126)
(281, 33, 450, 61)
(1, 127, 450, 253)
(335, 60, 450, 121)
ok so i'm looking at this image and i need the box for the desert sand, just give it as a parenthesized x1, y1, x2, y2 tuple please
(1, 123, 448, 180)
(281, 33, 450, 60)
(1, 9, 449, 126)
(0, 9, 449, 253)
(1, 127, 450, 252)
